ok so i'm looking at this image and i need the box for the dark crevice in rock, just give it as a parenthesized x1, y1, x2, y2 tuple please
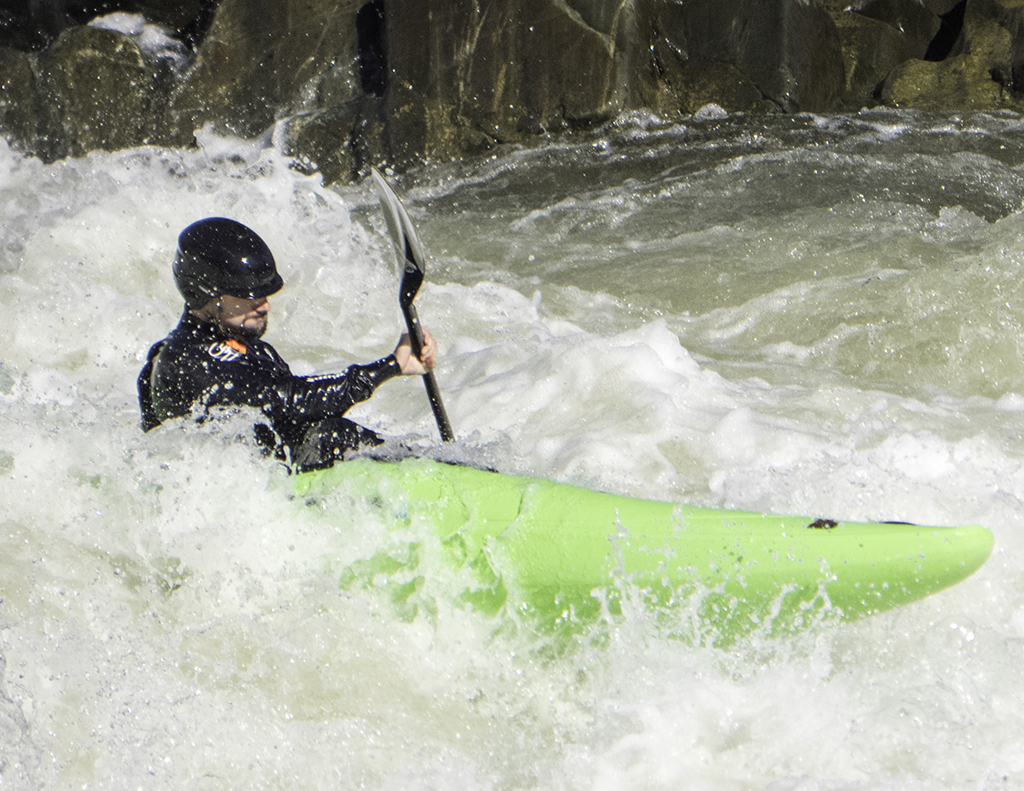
(179, 0, 218, 52)
(357, 0, 386, 97)
(0, 2, 66, 50)
(990, 65, 1011, 90)
(924, 0, 966, 61)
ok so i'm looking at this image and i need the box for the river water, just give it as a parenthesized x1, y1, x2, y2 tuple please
(3, 108, 1024, 789)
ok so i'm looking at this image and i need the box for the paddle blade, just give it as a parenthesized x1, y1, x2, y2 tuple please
(370, 168, 426, 278)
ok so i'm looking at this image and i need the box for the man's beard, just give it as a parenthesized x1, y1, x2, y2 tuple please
(238, 316, 268, 340)
(220, 315, 268, 341)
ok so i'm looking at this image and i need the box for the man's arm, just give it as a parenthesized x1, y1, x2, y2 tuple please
(150, 329, 437, 427)
(286, 355, 402, 420)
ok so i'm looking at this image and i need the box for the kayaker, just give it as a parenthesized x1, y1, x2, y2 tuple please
(137, 217, 437, 471)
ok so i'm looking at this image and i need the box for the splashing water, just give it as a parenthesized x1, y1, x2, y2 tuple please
(3, 110, 1024, 788)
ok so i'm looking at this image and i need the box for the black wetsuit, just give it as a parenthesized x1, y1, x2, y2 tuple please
(138, 311, 401, 470)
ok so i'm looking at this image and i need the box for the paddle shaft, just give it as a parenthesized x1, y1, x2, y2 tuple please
(401, 299, 454, 442)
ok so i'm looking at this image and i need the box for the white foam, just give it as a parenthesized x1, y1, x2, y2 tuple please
(89, 12, 189, 70)
(2, 116, 1023, 789)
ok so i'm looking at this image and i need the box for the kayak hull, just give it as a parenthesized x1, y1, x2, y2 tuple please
(294, 458, 994, 645)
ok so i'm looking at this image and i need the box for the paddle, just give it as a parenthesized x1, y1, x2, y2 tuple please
(370, 168, 455, 443)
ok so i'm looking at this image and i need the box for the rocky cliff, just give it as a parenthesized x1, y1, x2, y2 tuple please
(2, 0, 1023, 182)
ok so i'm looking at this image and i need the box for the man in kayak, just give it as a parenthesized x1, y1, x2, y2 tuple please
(138, 217, 437, 471)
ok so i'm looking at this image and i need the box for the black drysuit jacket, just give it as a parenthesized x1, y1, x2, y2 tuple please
(138, 311, 400, 470)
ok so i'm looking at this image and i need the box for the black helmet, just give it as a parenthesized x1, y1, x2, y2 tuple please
(172, 218, 284, 309)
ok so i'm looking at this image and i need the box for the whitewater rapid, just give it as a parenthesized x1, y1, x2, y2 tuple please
(2, 110, 1024, 788)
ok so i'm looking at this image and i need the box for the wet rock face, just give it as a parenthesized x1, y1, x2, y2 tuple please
(381, 0, 634, 165)
(2, 0, 1024, 180)
(853, 0, 943, 50)
(646, 0, 846, 114)
(166, 0, 364, 144)
(368, 0, 847, 166)
(0, 47, 37, 146)
(36, 25, 167, 159)
(880, 0, 1024, 110)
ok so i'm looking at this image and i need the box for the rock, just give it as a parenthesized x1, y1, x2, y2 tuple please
(879, 0, 1024, 109)
(382, 0, 630, 166)
(383, 0, 846, 167)
(36, 25, 166, 160)
(641, 1, 768, 114)
(8, 0, 1024, 178)
(921, 0, 965, 16)
(646, 0, 846, 115)
(168, 0, 362, 145)
(849, 0, 942, 51)
(827, 7, 929, 105)
(286, 99, 368, 185)
(0, 1, 73, 50)
(0, 47, 36, 149)
(880, 51, 1001, 108)
(985, 0, 1024, 88)
(512, 0, 627, 127)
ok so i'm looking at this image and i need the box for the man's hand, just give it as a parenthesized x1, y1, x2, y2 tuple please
(394, 330, 437, 375)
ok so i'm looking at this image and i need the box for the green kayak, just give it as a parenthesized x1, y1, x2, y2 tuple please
(294, 457, 994, 645)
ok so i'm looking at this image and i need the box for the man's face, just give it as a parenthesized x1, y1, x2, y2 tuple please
(214, 295, 271, 340)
